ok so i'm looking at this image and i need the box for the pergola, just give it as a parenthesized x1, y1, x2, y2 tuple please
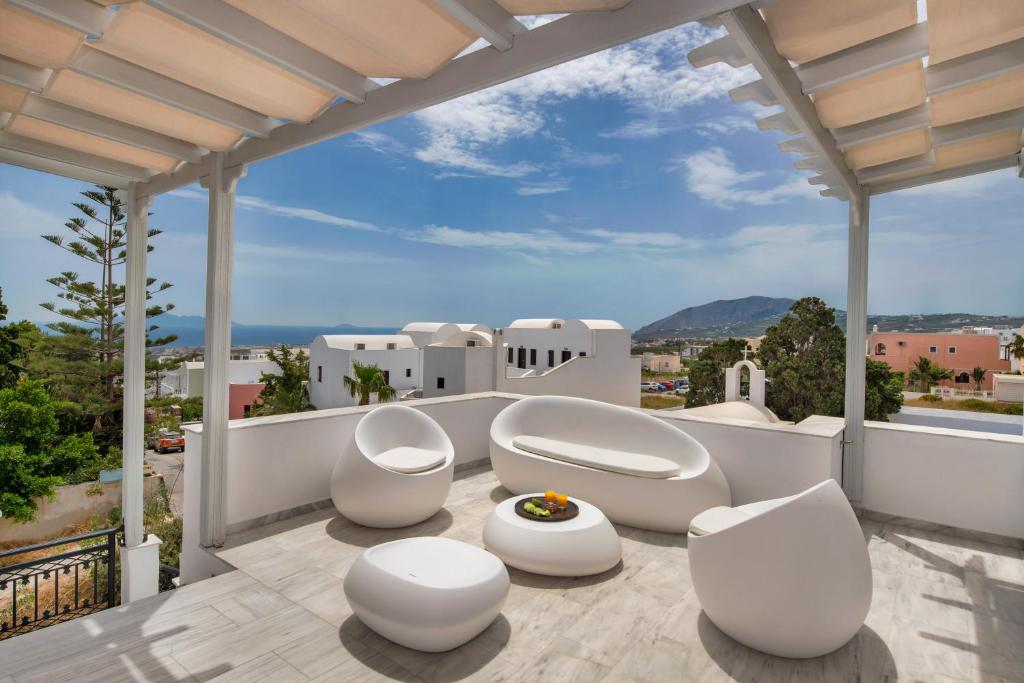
(0, 0, 1021, 602)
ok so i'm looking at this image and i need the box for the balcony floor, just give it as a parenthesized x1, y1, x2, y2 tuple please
(2, 465, 1022, 682)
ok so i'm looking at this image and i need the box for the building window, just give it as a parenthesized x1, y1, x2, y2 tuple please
(405, 368, 411, 378)
(948, 346, 957, 354)
(243, 404, 251, 417)
(517, 347, 526, 369)
(467, 340, 477, 347)
(386, 342, 396, 350)
(561, 349, 571, 363)
(382, 370, 390, 384)
(317, 365, 322, 382)
(355, 343, 366, 350)
(437, 377, 445, 389)
(507, 347, 514, 363)
(929, 346, 937, 353)
(955, 371, 970, 384)
(874, 343, 886, 356)
(548, 350, 554, 367)
(530, 348, 537, 365)
(579, 351, 587, 357)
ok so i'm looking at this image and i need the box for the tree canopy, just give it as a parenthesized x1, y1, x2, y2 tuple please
(908, 356, 953, 392)
(253, 345, 313, 415)
(344, 362, 397, 407)
(683, 338, 749, 408)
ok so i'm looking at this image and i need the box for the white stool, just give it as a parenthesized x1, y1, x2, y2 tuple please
(483, 494, 622, 576)
(343, 537, 509, 652)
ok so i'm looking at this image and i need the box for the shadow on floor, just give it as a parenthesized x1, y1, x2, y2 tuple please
(325, 508, 454, 547)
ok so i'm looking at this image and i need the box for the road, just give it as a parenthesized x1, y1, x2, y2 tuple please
(146, 447, 185, 516)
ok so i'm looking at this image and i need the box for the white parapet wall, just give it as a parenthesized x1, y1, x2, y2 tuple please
(862, 421, 1024, 539)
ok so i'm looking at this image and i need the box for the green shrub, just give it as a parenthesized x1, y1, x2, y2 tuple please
(920, 393, 943, 402)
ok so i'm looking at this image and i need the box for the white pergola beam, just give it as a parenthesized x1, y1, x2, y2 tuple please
(831, 104, 930, 149)
(688, 33, 751, 68)
(842, 189, 869, 501)
(719, 6, 861, 197)
(930, 107, 1024, 148)
(0, 146, 131, 187)
(7, 0, 113, 36)
(434, 0, 524, 51)
(144, 0, 372, 102)
(729, 79, 778, 106)
(757, 111, 800, 135)
(136, 0, 752, 198)
(856, 151, 934, 184)
(778, 136, 815, 156)
(0, 131, 153, 179)
(797, 23, 928, 94)
(72, 47, 277, 138)
(870, 154, 1019, 195)
(926, 38, 1024, 94)
(0, 54, 51, 92)
(20, 95, 204, 163)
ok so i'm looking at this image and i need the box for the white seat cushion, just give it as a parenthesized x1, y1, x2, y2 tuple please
(688, 506, 751, 536)
(373, 447, 445, 474)
(511, 435, 680, 479)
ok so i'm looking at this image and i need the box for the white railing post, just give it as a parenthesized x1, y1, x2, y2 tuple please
(843, 188, 870, 502)
(199, 152, 247, 547)
(119, 183, 162, 603)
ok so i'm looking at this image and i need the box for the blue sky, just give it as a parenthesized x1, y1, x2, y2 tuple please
(1, 21, 1021, 331)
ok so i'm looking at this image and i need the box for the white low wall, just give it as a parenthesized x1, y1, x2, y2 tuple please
(863, 421, 1024, 539)
(181, 394, 514, 583)
(892, 406, 1024, 436)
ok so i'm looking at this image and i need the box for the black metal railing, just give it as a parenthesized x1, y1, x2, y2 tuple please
(0, 526, 121, 640)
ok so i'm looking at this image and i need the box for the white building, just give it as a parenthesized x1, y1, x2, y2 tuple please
(642, 353, 682, 372)
(422, 318, 639, 406)
(164, 359, 280, 398)
(309, 335, 420, 409)
(399, 322, 491, 348)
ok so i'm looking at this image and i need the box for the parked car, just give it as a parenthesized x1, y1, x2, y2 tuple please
(640, 382, 661, 391)
(673, 379, 689, 389)
(155, 432, 185, 454)
(674, 386, 688, 396)
(660, 382, 674, 391)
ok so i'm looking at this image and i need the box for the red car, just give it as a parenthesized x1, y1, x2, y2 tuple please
(156, 432, 185, 454)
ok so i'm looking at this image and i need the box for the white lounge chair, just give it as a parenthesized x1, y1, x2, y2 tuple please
(688, 479, 872, 658)
(330, 405, 454, 528)
(489, 395, 730, 533)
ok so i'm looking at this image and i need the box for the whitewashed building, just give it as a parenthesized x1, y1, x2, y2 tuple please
(421, 331, 495, 399)
(164, 359, 280, 398)
(309, 335, 420, 409)
(400, 322, 491, 348)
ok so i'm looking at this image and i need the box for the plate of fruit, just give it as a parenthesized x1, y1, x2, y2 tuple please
(514, 490, 579, 522)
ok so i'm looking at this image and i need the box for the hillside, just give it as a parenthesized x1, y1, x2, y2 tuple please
(634, 297, 1023, 340)
(634, 296, 795, 339)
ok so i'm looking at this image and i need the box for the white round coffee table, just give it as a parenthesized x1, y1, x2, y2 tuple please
(483, 494, 622, 576)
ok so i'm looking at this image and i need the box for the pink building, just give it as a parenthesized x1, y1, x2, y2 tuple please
(869, 332, 1009, 391)
(229, 383, 265, 420)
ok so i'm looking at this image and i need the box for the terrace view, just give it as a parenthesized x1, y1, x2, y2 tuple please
(0, 1, 1023, 682)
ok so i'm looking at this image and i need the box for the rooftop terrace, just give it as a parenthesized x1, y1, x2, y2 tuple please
(2, 464, 1022, 682)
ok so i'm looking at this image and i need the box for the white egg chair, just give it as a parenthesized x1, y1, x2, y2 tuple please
(688, 479, 873, 658)
(331, 405, 454, 528)
(490, 395, 730, 533)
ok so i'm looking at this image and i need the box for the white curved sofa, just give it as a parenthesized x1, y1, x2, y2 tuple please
(688, 479, 872, 658)
(489, 396, 730, 533)
(331, 405, 454, 528)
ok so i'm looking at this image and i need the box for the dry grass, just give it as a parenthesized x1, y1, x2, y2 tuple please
(641, 394, 685, 410)
(905, 397, 1023, 416)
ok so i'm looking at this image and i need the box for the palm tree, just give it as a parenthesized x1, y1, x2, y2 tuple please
(1010, 334, 1024, 372)
(343, 361, 397, 406)
(971, 366, 987, 392)
(908, 356, 953, 392)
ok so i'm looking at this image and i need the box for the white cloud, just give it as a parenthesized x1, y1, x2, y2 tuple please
(581, 228, 701, 248)
(516, 179, 569, 196)
(560, 147, 621, 167)
(598, 119, 673, 140)
(696, 115, 759, 137)
(410, 225, 600, 254)
(348, 130, 408, 156)
(675, 147, 816, 208)
(414, 23, 751, 176)
(168, 189, 379, 231)
(0, 191, 66, 239)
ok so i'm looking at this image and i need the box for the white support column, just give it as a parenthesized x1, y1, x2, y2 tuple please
(120, 183, 162, 603)
(843, 189, 870, 502)
(198, 152, 246, 547)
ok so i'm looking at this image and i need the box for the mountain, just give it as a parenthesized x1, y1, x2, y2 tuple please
(634, 297, 1024, 340)
(634, 297, 796, 339)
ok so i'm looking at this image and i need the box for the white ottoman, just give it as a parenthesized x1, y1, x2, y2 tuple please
(343, 537, 509, 652)
(483, 494, 622, 576)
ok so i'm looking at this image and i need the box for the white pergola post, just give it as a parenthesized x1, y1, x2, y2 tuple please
(842, 189, 870, 502)
(198, 152, 247, 548)
(119, 184, 161, 603)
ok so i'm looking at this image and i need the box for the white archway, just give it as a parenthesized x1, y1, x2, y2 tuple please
(725, 359, 766, 407)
